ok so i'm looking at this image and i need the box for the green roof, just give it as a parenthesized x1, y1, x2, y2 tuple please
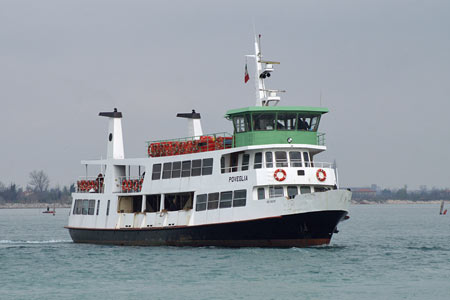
(225, 106, 329, 117)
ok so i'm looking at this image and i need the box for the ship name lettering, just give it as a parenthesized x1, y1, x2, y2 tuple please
(228, 175, 248, 183)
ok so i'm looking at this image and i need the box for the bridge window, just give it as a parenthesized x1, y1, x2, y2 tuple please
(196, 194, 207, 211)
(275, 151, 288, 167)
(233, 190, 246, 207)
(298, 115, 320, 131)
(208, 192, 219, 210)
(253, 113, 275, 131)
(265, 152, 273, 168)
(254, 152, 262, 169)
(277, 113, 297, 130)
(289, 151, 302, 167)
(233, 114, 251, 133)
(220, 191, 233, 208)
(152, 164, 162, 180)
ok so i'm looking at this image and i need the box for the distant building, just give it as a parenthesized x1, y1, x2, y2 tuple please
(349, 187, 377, 200)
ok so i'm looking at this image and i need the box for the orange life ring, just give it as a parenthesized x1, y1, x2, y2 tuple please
(127, 180, 133, 191)
(316, 169, 327, 182)
(148, 145, 152, 157)
(274, 169, 287, 181)
(122, 179, 128, 191)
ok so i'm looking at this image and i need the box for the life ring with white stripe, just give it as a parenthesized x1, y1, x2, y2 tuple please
(316, 169, 327, 182)
(274, 169, 287, 181)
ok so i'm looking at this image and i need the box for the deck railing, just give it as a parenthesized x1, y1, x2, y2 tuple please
(117, 176, 144, 193)
(76, 176, 105, 193)
(146, 132, 233, 157)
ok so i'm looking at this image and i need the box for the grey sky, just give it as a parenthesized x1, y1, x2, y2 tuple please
(1, 0, 449, 189)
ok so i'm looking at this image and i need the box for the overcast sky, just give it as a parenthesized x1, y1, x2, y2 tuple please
(1, 0, 449, 190)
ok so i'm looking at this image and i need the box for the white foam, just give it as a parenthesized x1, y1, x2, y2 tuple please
(0, 239, 72, 244)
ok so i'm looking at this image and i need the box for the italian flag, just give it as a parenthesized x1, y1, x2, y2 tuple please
(244, 63, 250, 83)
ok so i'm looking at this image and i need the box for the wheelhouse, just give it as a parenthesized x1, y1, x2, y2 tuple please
(225, 106, 328, 147)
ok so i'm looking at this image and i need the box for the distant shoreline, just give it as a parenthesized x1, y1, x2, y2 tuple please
(351, 200, 445, 205)
(1, 200, 447, 209)
(0, 203, 71, 209)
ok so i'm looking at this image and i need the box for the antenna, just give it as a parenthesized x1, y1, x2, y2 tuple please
(246, 34, 285, 106)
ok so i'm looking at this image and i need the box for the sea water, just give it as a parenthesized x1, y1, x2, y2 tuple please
(1, 204, 449, 300)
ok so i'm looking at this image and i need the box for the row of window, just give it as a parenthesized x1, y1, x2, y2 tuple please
(152, 158, 213, 180)
(195, 189, 247, 211)
(73, 199, 110, 216)
(257, 185, 331, 200)
(233, 113, 321, 133)
(220, 151, 312, 173)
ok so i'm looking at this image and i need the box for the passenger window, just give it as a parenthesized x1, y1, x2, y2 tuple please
(152, 163, 162, 180)
(300, 186, 311, 194)
(254, 152, 262, 169)
(289, 151, 302, 167)
(96, 200, 100, 215)
(233, 190, 246, 207)
(196, 194, 207, 211)
(162, 162, 172, 179)
(207, 193, 219, 210)
(257, 188, 265, 200)
(265, 152, 273, 168)
(242, 154, 250, 171)
(220, 156, 225, 174)
(253, 113, 275, 131)
(181, 161, 191, 177)
(277, 113, 297, 130)
(171, 161, 181, 178)
(287, 186, 298, 199)
(314, 186, 328, 193)
(275, 151, 288, 167)
(303, 152, 310, 167)
(106, 200, 110, 216)
(219, 191, 233, 208)
(269, 186, 284, 198)
(82, 199, 89, 215)
(202, 158, 213, 175)
(191, 159, 202, 176)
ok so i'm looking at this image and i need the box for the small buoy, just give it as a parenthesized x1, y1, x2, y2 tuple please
(444, 209, 447, 215)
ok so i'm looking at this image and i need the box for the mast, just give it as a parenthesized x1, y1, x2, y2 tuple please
(248, 34, 285, 107)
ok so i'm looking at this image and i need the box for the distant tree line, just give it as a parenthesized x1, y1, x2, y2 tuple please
(0, 170, 74, 204)
(351, 185, 450, 202)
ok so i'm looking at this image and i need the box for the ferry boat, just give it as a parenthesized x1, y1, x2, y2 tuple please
(66, 35, 352, 247)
